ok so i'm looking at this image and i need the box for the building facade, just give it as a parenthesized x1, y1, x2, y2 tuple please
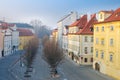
(93, 8, 120, 80)
(62, 25, 68, 53)
(3, 29, 12, 56)
(68, 15, 88, 64)
(10, 25, 19, 52)
(51, 28, 58, 42)
(68, 14, 96, 65)
(77, 14, 96, 65)
(17, 29, 34, 50)
(0, 29, 4, 57)
(57, 12, 78, 48)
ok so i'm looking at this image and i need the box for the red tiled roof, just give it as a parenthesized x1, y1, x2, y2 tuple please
(69, 15, 87, 29)
(77, 14, 97, 35)
(95, 8, 120, 24)
(0, 22, 15, 29)
(105, 8, 120, 22)
(17, 28, 34, 36)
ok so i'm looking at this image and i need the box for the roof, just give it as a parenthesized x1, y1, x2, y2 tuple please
(17, 28, 34, 36)
(69, 15, 87, 29)
(52, 28, 58, 33)
(105, 8, 120, 22)
(95, 8, 120, 24)
(99, 10, 114, 13)
(57, 14, 71, 23)
(77, 14, 97, 35)
(12, 23, 33, 29)
(0, 22, 15, 29)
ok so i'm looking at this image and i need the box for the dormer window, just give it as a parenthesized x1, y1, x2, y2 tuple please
(90, 27, 93, 32)
(116, 12, 120, 17)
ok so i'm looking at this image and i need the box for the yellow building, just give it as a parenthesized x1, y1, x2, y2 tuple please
(17, 29, 34, 50)
(93, 8, 120, 80)
(51, 28, 58, 42)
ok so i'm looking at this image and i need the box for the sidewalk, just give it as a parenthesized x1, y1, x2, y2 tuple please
(0, 50, 23, 80)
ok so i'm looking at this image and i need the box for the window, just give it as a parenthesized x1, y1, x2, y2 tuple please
(101, 51, 104, 59)
(85, 36, 88, 42)
(84, 58, 87, 62)
(91, 47, 93, 53)
(91, 37, 93, 42)
(90, 27, 93, 32)
(84, 47, 88, 54)
(101, 39, 104, 45)
(100, 14, 102, 19)
(110, 38, 113, 46)
(96, 38, 99, 44)
(110, 54, 113, 62)
(96, 51, 98, 57)
(96, 27, 99, 31)
(110, 26, 114, 31)
(91, 58, 93, 62)
(102, 26, 104, 31)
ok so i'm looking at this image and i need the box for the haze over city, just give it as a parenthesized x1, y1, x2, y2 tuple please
(0, 0, 120, 28)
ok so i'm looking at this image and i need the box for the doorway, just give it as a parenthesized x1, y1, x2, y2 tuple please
(95, 63, 100, 71)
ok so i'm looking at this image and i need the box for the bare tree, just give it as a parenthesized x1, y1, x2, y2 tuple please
(42, 35, 49, 46)
(23, 36, 39, 73)
(42, 39, 65, 77)
(30, 20, 51, 38)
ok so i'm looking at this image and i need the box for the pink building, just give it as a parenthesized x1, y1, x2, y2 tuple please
(0, 29, 4, 57)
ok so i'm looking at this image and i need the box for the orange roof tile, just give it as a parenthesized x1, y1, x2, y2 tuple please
(69, 15, 87, 29)
(105, 8, 120, 22)
(17, 28, 34, 36)
(77, 14, 97, 35)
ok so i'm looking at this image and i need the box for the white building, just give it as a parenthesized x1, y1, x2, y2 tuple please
(0, 22, 19, 57)
(3, 29, 12, 56)
(62, 25, 68, 53)
(10, 25, 19, 53)
(57, 12, 78, 47)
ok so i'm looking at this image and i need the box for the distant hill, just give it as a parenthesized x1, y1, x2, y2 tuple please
(12, 23, 33, 29)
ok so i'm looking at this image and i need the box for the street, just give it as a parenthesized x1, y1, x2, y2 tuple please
(0, 47, 115, 80)
(0, 51, 22, 80)
(28, 46, 115, 80)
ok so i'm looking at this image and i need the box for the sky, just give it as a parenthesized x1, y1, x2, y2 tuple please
(0, 0, 120, 28)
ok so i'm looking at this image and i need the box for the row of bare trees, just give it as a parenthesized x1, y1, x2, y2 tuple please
(42, 36, 65, 78)
(23, 36, 39, 76)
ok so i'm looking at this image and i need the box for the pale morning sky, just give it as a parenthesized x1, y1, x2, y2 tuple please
(0, 0, 120, 28)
